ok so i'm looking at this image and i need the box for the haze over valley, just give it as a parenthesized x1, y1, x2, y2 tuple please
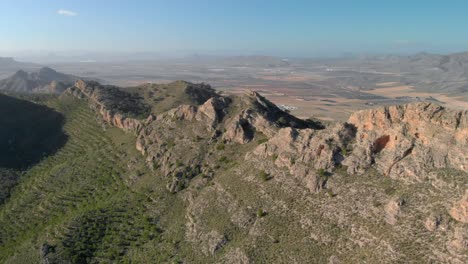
(2, 52, 468, 120)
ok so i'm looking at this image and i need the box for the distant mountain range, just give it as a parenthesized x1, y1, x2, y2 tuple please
(0, 57, 41, 79)
(0, 67, 78, 94)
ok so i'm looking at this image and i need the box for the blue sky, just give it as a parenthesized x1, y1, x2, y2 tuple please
(1, 0, 468, 56)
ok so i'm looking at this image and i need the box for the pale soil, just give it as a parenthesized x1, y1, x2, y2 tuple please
(223, 84, 468, 122)
(376, 82, 400, 87)
(257, 74, 325, 82)
(365, 85, 468, 110)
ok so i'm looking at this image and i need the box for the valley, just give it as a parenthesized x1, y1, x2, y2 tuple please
(6, 53, 463, 121)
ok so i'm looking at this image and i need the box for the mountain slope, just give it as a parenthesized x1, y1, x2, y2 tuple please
(0, 81, 466, 263)
(0, 93, 67, 170)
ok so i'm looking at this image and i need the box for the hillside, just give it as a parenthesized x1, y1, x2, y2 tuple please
(0, 67, 77, 94)
(0, 81, 466, 263)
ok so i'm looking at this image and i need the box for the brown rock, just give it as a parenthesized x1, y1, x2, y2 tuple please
(425, 214, 442, 231)
(345, 102, 468, 181)
(450, 190, 468, 223)
(68, 80, 147, 133)
(249, 123, 355, 192)
(385, 198, 405, 225)
(447, 227, 468, 253)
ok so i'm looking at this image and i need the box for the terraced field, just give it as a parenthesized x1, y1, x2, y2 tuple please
(0, 95, 159, 263)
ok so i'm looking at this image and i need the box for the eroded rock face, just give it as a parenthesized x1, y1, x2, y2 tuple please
(68, 80, 148, 133)
(344, 103, 468, 181)
(223, 110, 276, 144)
(70, 81, 466, 195)
(249, 123, 355, 192)
(163, 97, 230, 130)
(450, 190, 468, 223)
(223, 91, 323, 144)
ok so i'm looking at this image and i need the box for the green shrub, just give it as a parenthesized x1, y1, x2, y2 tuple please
(318, 168, 326, 177)
(272, 154, 278, 161)
(277, 116, 287, 125)
(257, 138, 268, 144)
(341, 147, 348, 156)
(259, 170, 270, 181)
(326, 189, 336, 197)
(216, 144, 225, 151)
(257, 208, 265, 218)
(219, 156, 229, 163)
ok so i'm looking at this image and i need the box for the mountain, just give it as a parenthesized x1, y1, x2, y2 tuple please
(0, 57, 41, 79)
(318, 52, 468, 96)
(0, 67, 77, 93)
(0, 81, 466, 263)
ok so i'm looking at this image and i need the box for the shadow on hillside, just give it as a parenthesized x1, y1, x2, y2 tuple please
(0, 94, 68, 170)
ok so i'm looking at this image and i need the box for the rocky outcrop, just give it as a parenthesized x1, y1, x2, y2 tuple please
(447, 227, 468, 254)
(450, 190, 468, 223)
(165, 97, 230, 130)
(223, 110, 277, 144)
(343, 103, 468, 181)
(247, 101, 466, 192)
(223, 91, 323, 144)
(384, 197, 405, 225)
(69, 79, 466, 194)
(249, 123, 355, 192)
(68, 80, 149, 133)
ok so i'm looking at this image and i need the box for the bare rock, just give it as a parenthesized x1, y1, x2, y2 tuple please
(345, 102, 468, 181)
(223, 109, 277, 144)
(202, 230, 227, 256)
(447, 227, 468, 254)
(385, 197, 405, 225)
(195, 97, 230, 129)
(223, 90, 323, 144)
(249, 123, 355, 192)
(450, 190, 468, 223)
(425, 214, 442, 231)
(68, 80, 148, 133)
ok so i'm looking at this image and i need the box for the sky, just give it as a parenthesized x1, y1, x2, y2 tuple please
(1, 0, 468, 57)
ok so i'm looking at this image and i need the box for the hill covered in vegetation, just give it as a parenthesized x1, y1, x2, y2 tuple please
(0, 80, 466, 263)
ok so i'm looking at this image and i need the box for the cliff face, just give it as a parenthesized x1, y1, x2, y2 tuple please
(68, 80, 148, 132)
(344, 103, 467, 182)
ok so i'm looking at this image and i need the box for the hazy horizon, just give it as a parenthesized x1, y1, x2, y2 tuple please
(1, 0, 468, 60)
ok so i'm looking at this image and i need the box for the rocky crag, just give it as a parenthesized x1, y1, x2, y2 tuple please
(67, 79, 468, 263)
(69, 79, 467, 193)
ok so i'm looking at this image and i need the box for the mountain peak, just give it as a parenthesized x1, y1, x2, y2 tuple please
(13, 69, 28, 77)
(38, 66, 57, 75)
(0, 67, 76, 93)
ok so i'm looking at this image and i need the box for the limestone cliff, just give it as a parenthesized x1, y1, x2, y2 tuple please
(344, 103, 467, 181)
(67, 80, 148, 132)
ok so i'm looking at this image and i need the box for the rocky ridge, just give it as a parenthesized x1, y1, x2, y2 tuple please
(69, 80, 467, 193)
(344, 103, 467, 181)
(67, 80, 149, 132)
(59, 79, 468, 262)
